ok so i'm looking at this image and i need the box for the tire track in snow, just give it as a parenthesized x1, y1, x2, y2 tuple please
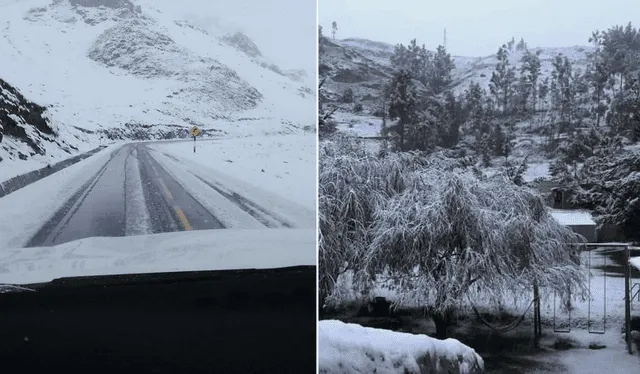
(160, 152, 294, 228)
(124, 146, 152, 236)
(193, 175, 292, 229)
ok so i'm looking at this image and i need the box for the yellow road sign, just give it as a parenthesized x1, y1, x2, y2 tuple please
(190, 125, 200, 137)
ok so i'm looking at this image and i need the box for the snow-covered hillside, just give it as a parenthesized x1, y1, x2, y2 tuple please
(451, 45, 592, 94)
(0, 0, 315, 180)
(320, 36, 591, 114)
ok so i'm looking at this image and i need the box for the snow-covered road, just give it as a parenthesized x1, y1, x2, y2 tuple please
(0, 135, 316, 250)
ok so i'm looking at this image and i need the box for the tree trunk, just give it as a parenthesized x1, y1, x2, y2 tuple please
(399, 119, 405, 151)
(596, 89, 601, 127)
(432, 313, 450, 339)
(319, 292, 326, 318)
(533, 283, 541, 347)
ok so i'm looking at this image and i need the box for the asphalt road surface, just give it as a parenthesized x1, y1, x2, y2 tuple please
(27, 144, 223, 247)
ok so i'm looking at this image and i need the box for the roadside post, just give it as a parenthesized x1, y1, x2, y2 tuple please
(190, 125, 200, 153)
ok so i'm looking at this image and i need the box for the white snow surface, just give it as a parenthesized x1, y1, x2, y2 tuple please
(318, 320, 484, 374)
(549, 209, 596, 226)
(0, 228, 315, 285)
(523, 162, 551, 182)
(631, 256, 640, 272)
(149, 134, 316, 213)
(0, 0, 314, 130)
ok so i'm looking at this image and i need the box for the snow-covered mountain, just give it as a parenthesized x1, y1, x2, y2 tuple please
(0, 0, 315, 170)
(320, 36, 591, 111)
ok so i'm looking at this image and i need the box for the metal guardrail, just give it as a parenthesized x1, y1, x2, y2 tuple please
(0, 145, 107, 199)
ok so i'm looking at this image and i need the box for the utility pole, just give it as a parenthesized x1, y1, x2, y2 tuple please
(444, 27, 447, 50)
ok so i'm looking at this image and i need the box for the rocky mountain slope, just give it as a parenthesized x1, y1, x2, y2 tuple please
(0, 0, 314, 177)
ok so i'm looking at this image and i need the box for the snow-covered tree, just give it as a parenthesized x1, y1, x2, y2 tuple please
(426, 45, 455, 95)
(331, 21, 337, 40)
(569, 147, 640, 241)
(364, 160, 586, 338)
(390, 39, 432, 88)
(586, 30, 609, 127)
(319, 138, 587, 337)
(520, 50, 541, 112)
(388, 70, 418, 151)
(490, 45, 516, 114)
(318, 78, 337, 138)
(551, 54, 574, 126)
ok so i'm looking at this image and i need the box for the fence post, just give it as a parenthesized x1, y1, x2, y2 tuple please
(625, 245, 632, 354)
(533, 282, 540, 347)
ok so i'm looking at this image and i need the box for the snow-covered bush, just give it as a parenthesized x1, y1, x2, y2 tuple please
(318, 320, 484, 374)
(319, 135, 587, 336)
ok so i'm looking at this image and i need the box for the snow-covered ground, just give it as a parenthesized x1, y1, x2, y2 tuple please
(524, 162, 551, 182)
(333, 112, 383, 138)
(0, 227, 315, 285)
(149, 134, 316, 212)
(328, 249, 640, 372)
(0, 0, 314, 131)
(318, 320, 484, 373)
(549, 209, 596, 226)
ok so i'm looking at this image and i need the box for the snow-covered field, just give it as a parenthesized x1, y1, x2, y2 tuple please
(0, 227, 315, 285)
(333, 112, 383, 138)
(318, 320, 484, 373)
(0, 0, 314, 131)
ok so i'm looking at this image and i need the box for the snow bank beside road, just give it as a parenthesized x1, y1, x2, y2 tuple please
(318, 320, 484, 374)
(150, 134, 316, 211)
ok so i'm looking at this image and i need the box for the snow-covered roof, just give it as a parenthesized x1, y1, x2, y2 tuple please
(549, 209, 596, 226)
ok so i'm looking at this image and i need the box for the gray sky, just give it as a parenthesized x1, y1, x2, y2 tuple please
(175, 0, 316, 74)
(319, 0, 640, 56)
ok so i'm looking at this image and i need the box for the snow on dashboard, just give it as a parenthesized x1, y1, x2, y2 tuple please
(0, 228, 315, 285)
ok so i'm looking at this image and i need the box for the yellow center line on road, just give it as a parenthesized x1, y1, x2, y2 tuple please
(160, 181, 173, 200)
(175, 207, 192, 231)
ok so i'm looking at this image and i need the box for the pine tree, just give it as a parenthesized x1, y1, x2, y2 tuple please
(388, 71, 418, 151)
(538, 77, 550, 108)
(331, 21, 337, 40)
(520, 50, 541, 112)
(551, 55, 574, 126)
(490, 45, 516, 114)
(390, 39, 434, 88)
(493, 123, 506, 156)
(586, 30, 609, 127)
(427, 45, 455, 95)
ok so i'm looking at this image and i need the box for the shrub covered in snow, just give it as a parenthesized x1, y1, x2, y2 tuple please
(319, 135, 587, 336)
(318, 320, 484, 374)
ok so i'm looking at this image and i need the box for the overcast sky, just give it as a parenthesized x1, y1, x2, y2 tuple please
(168, 0, 316, 74)
(319, 0, 640, 56)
